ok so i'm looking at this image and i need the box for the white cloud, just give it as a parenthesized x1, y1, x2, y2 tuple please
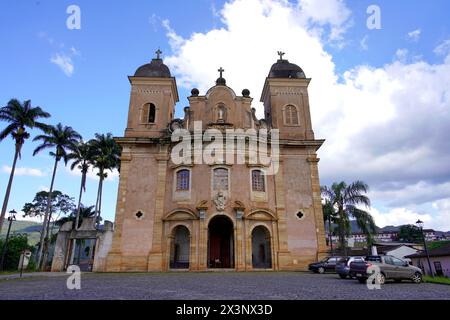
(37, 185, 50, 192)
(407, 29, 421, 42)
(161, 0, 450, 230)
(434, 39, 450, 56)
(298, 0, 352, 41)
(66, 166, 119, 182)
(369, 207, 432, 229)
(395, 48, 408, 62)
(2, 165, 45, 177)
(50, 53, 74, 77)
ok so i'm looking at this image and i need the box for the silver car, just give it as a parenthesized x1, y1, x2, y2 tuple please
(350, 255, 423, 284)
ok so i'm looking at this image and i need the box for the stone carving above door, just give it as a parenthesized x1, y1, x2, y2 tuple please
(213, 191, 227, 211)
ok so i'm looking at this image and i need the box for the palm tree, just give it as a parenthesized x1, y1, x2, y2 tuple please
(55, 205, 96, 228)
(0, 99, 50, 232)
(67, 141, 94, 230)
(321, 181, 376, 256)
(33, 123, 82, 269)
(89, 133, 121, 225)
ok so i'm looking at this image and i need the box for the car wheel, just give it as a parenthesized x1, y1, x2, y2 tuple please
(339, 274, 347, 279)
(357, 277, 366, 284)
(376, 273, 386, 285)
(411, 272, 422, 284)
(318, 267, 325, 274)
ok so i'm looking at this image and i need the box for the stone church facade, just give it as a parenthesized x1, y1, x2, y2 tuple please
(104, 51, 328, 272)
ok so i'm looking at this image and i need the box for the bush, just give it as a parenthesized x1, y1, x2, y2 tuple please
(0, 234, 32, 271)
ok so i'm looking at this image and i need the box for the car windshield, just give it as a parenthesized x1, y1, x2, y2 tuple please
(338, 258, 349, 263)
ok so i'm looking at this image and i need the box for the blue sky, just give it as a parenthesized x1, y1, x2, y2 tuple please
(1, 0, 450, 230)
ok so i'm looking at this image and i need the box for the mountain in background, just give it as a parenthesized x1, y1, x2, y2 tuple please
(325, 220, 450, 234)
(0, 220, 45, 246)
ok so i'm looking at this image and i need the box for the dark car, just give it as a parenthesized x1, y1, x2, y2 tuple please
(335, 256, 365, 279)
(308, 256, 342, 274)
(349, 255, 423, 284)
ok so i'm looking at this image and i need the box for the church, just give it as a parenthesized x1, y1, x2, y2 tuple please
(104, 50, 328, 272)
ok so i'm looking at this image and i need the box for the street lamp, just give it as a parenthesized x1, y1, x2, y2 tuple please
(416, 219, 434, 277)
(0, 209, 17, 271)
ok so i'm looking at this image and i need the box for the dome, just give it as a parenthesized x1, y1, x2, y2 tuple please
(268, 59, 306, 79)
(134, 58, 171, 78)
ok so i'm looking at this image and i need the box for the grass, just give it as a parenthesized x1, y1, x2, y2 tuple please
(423, 275, 450, 285)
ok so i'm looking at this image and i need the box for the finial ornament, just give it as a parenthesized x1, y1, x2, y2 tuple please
(218, 67, 224, 78)
(156, 48, 162, 59)
(277, 51, 285, 60)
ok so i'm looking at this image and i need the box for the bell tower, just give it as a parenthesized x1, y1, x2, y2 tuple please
(260, 51, 314, 140)
(125, 49, 179, 138)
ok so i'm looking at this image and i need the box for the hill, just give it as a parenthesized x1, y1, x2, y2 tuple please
(0, 220, 45, 246)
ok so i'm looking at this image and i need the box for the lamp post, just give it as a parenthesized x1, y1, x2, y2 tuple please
(416, 219, 434, 277)
(0, 209, 17, 271)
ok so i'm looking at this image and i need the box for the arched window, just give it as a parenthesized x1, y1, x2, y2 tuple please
(142, 103, 156, 123)
(213, 168, 229, 191)
(284, 105, 299, 125)
(176, 169, 190, 191)
(251, 169, 265, 192)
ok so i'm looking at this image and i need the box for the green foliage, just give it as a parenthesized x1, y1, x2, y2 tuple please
(32, 122, 82, 163)
(89, 132, 121, 176)
(0, 99, 51, 144)
(22, 190, 75, 219)
(396, 224, 423, 243)
(0, 234, 32, 271)
(321, 181, 376, 252)
(26, 256, 37, 271)
(427, 240, 450, 250)
(423, 275, 450, 285)
(55, 205, 98, 228)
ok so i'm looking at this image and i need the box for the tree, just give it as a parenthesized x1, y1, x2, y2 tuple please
(397, 225, 422, 243)
(32, 123, 82, 269)
(321, 181, 376, 256)
(0, 99, 50, 232)
(55, 205, 96, 228)
(22, 190, 76, 229)
(67, 141, 94, 230)
(0, 234, 32, 271)
(89, 133, 121, 225)
(22, 190, 75, 268)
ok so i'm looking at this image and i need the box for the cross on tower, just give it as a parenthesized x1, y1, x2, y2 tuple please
(218, 67, 224, 78)
(155, 48, 162, 59)
(277, 51, 285, 60)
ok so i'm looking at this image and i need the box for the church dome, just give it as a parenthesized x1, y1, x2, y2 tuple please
(268, 58, 306, 79)
(134, 57, 171, 78)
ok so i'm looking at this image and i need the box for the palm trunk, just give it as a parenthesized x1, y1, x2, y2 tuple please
(94, 169, 104, 228)
(328, 219, 333, 255)
(338, 209, 347, 257)
(36, 157, 59, 270)
(70, 170, 86, 265)
(0, 142, 21, 232)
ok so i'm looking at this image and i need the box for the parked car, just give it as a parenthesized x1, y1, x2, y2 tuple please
(349, 255, 423, 285)
(308, 256, 342, 274)
(335, 256, 365, 279)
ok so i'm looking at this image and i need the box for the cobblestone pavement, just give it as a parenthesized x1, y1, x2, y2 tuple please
(0, 272, 449, 300)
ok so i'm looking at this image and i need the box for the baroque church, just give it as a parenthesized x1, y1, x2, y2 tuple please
(104, 50, 328, 272)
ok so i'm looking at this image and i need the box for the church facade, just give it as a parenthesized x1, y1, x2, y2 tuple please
(104, 51, 328, 272)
